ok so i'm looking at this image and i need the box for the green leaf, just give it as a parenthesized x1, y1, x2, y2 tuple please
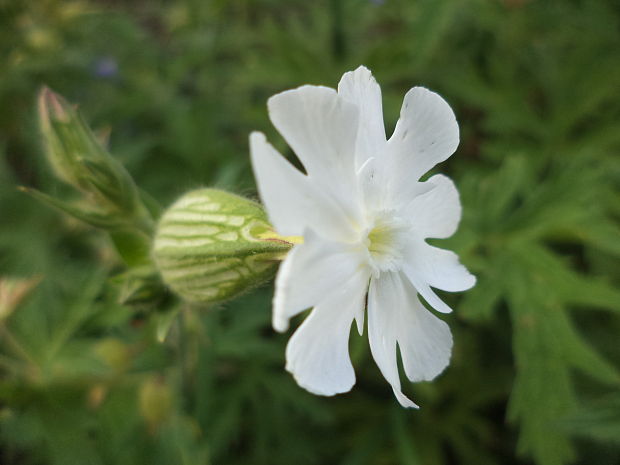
(505, 243, 619, 465)
(563, 394, 620, 444)
(19, 187, 127, 229)
(506, 270, 577, 465)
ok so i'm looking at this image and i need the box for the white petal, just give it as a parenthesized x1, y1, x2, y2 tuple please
(403, 174, 461, 239)
(250, 132, 356, 241)
(368, 273, 453, 406)
(403, 271, 454, 314)
(337, 66, 387, 168)
(285, 269, 369, 396)
(385, 87, 459, 202)
(267, 86, 361, 217)
(404, 240, 476, 293)
(368, 273, 419, 408)
(357, 157, 435, 214)
(273, 228, 368, 332)
(396, 278, 453, 383)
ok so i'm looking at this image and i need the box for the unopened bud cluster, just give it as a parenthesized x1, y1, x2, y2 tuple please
(28, 89, 161, 307)
(29, 88, 297, 315)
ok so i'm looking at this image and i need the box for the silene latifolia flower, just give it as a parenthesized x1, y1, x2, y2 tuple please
(250, 66, 475, 407)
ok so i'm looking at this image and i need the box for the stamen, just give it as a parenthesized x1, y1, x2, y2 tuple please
(363, 211, 410, 276)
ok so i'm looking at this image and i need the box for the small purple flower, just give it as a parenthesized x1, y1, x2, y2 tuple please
(93, 57, 119, 79)
(370, 0, 385, 5)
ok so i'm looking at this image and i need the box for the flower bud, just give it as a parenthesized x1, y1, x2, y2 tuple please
(28, 89, 157, 269)
(153, 189, 293, 304)
(36, 87, 153, 233)
(38, 87, 80, 187)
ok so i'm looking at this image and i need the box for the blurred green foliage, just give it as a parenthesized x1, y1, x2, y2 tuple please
(1, 0, 619, 464)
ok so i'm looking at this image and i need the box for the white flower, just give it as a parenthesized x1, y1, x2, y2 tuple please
(249, 66, 475, 408)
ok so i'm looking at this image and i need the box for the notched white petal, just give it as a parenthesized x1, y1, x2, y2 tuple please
(403, 239, 476, 293)
(285, 270, 368, 396)
(337, 65, 387, 168)
(402, 266, 454, 314)
(250, 132, 355, 241)
(273, 228, 368, 332)
(249, 131, 311, 236)
(267, 85, 360, 190)
(369, 273, 453, 406)
(397, 280, 453, 383)
(368, 274, 420, 408)
(404, 174, 462, 239)
(386, 87, 459, 186)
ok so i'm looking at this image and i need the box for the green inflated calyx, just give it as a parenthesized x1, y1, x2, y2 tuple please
(153, 189, 295, 304)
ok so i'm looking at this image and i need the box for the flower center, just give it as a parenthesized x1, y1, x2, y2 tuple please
(363, 212, 409, 277)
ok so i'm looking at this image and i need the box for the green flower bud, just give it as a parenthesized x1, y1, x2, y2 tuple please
(35, 87, 154, 235)
(153, 189, 294, 304)
(28, 88, 158, 268)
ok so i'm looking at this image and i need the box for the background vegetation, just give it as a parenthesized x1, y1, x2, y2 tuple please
(1, 0, 619, 464)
